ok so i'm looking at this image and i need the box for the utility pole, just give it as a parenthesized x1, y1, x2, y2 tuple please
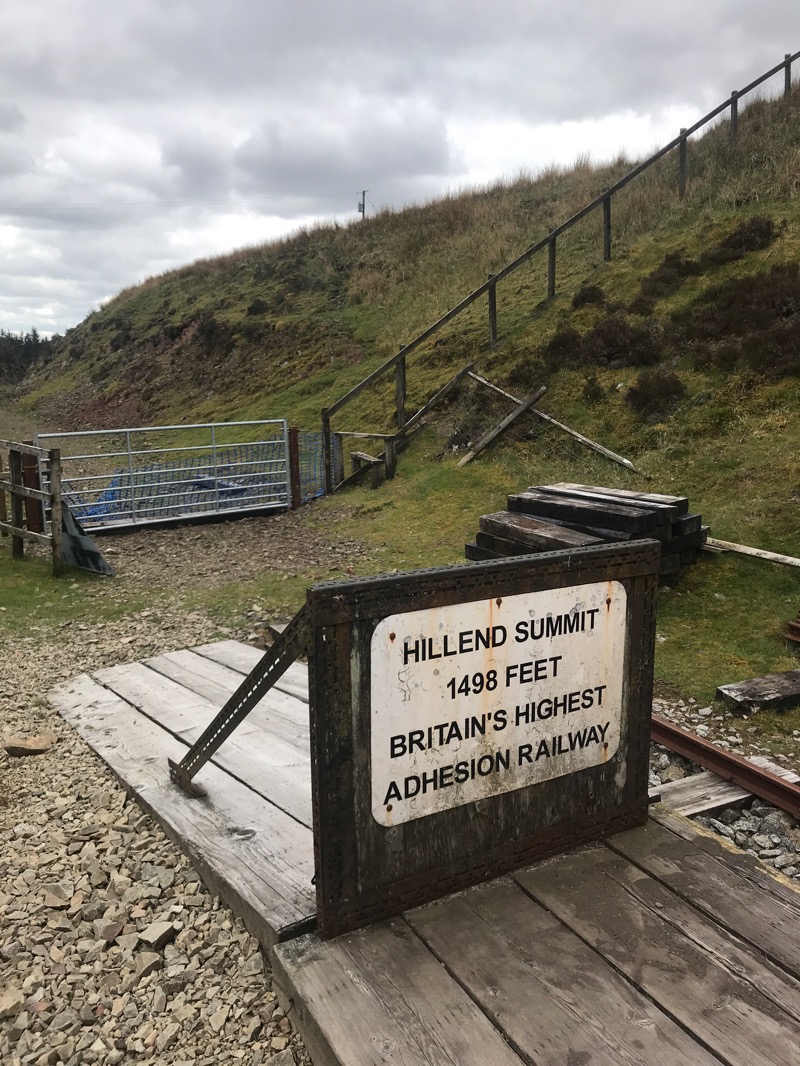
(357, 189, 368, 219)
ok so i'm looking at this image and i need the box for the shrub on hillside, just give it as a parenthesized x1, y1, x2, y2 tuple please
(537, 327, 584, 374)
(581, 313, 663, 367)
(572, 284, 606, 309)
(629, 251, 701, 315)
(507, 355, 547, 392)
(673, 263, 800, 344)
(741, 322, 800, 380)
(582, 372, 605, 406)
(698, 215, 776, 269)
(626, 367, 687, 419)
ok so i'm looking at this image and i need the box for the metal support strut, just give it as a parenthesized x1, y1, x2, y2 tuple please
(168, 605, 310, 796)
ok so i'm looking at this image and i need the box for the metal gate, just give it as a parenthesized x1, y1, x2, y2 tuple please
(35, 420, 291, 531)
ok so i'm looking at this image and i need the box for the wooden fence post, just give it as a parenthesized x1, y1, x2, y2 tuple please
(602, 191, 612, 262)
(0, 453, 7, 537)
(487, 273, 497, 347)
(9, 449, 24, 560)
(21, 441, 44, 534)
(786, 54, 793, 98)
(332, 433, 344, 486)
(678, 128, 688, 199)
(321, 408, 333, 495)
(384, 436, 397, 480)
(547, 230, 556, 300)
(730, 90, 738, 143)
(49, 448, 63, 578)
(395, 347, 407, 433)
(288, 425, 301, 510)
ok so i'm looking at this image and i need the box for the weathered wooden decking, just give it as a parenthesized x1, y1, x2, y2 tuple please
(49, 640, 315, 946)
(51, 641, 800, 1066)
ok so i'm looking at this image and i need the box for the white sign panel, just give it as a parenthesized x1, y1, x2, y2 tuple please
(371, 581, 627, 825)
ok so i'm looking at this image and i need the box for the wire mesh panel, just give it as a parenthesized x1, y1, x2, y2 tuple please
(296, 431, 325, 503)
(35, 420, 290, 531)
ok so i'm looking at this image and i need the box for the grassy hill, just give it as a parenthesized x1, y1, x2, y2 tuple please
(7, 84, 800, 719)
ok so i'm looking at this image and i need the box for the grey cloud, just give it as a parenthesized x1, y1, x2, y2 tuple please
(234, 102, 461, 215)
(0, 0, 797, 333)
(0, 104, 25, 133)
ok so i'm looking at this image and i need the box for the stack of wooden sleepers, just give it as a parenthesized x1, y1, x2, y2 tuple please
(465, 483, 707, 580)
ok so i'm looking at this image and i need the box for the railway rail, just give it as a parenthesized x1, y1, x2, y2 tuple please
(652, 713, 800, 819)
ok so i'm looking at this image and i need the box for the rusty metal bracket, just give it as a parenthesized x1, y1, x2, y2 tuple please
(169, 605, 310, 796)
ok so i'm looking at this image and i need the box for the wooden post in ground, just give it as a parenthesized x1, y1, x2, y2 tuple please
(49, 449, 63, 578)
(288, 426, 301, 510)
(332, 433, 344, 487)
(0, 453, 7, 537)
(395, 347, 407, 433)
(786, 54, 793, 98)
(21, 441, 44, 534)
(730, 90, 738, 143)
(487, 273, 497, 347)
(9, 449, 24, 560)
(678, 129, 687, 199)
(602, 191, 612, 262)
(321, 409, 332, 495)
(384, 436, 397, 480)
(547, 231, 556, 300)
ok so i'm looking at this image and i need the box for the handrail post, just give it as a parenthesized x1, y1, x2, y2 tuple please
(487, 273, 497, 347)
(602, 190, 612, 261)
(9, 449, 24, 560)
(49, 448, 63, 578)
(0, 453, 7, 537)
(786, 54, 793, 98)
(547, 229, 556, 300)
(678, 128, 688, 199)
(395, 346, 407, 433)
(321, 408, 333, 495)
(384, 436, 397, 480)
(730, 90, 739, 143)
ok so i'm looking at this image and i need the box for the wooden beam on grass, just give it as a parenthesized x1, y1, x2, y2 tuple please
(467, 373, 639, 473)
(457, 386, 547, 467)
(704, 538, 800, 569)
(528, 407, 639, 473)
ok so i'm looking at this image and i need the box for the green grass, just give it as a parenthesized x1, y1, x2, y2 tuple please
(0, 552, 137, 633)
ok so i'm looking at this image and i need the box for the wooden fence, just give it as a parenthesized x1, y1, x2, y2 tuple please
(321, 49, 800, 493)
(0, 439, 63, 577)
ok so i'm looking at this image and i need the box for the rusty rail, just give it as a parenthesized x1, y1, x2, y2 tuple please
(652, 714, 800, 819)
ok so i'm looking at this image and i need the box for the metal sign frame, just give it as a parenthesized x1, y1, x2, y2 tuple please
(307, 540, 660, 939)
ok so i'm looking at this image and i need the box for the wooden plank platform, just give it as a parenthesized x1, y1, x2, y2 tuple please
(50, 640, 800, 1065)
(276, 807, 800, 1066)
(49, 641, 315, 948)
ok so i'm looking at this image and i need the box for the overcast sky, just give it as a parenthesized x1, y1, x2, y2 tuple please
(0, 1, 798, 336)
